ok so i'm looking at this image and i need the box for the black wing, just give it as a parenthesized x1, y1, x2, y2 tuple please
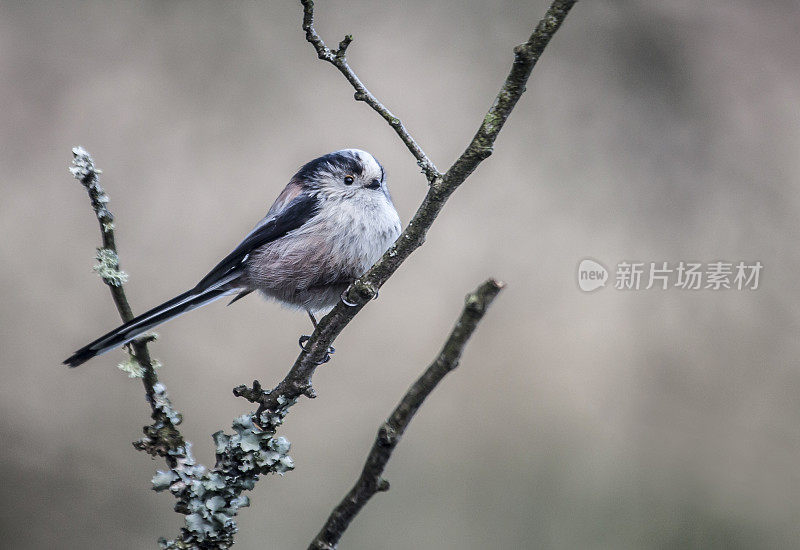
(194, 192, 320, 292)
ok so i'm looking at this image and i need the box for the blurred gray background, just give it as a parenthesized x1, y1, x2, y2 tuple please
(2, 0, 799, 548)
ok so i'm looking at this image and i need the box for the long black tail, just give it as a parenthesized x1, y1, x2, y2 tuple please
(64, 280, 238, 368)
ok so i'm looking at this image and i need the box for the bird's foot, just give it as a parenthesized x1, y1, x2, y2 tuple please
(298, 335, 335, 364)
(298, 335, 310, 350)
(340, 288, 379, 306)
(340, 290, 358, 307)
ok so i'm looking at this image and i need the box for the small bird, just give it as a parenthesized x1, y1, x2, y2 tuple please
(64, 149, 401, 368)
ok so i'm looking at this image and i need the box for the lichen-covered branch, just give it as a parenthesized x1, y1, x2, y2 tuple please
(237, 0, 576, 435)
(309, 279, 504, 550)
(71, 149, 298, 549)
(155, 412, 295, 549)
(70, 147, 185, 462)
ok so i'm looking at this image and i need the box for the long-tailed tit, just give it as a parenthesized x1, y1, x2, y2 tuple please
(64, 149, 401, 367)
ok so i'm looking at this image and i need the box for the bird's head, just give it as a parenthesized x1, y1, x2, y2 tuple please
(293, 149, 387, 199)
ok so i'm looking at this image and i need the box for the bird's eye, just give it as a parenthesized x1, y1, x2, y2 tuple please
(343, 175, 355, 185)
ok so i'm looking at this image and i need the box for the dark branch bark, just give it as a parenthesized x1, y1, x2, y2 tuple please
(309, 279, 505, 550)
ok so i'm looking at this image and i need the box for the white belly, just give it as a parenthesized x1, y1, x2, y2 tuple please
(245, 192, 401, 311)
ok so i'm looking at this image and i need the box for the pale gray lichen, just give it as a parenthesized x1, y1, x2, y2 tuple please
(94, 248, 129, 286)
(70, 146, 113, 227)
(118, 356, 162, 378)
(68, 146, 98, 181)
(156, 412, 294, 548)
(134, 382, 184, 460)
(151, 382, 182, 426)
(152, 470, 179, 491)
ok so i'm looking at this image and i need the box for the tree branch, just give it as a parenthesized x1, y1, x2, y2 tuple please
(446, 0, 577, 185)
(70, 147, 186, 463)
(237, 0, 576, 434)
(309, 279, 504, 550)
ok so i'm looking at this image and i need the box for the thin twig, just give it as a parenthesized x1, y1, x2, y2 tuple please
(300, 0, 440, 183)
(238, 0, 577, 432)
(445, 0, 578, 186)
(70, 147, 185, 462)
(309, 279, 505, 550)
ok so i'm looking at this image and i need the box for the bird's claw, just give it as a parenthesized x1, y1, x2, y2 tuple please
(340, 290, 358, 307)
(298, 335, 335, 364)
(341, 288, 379, 306)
